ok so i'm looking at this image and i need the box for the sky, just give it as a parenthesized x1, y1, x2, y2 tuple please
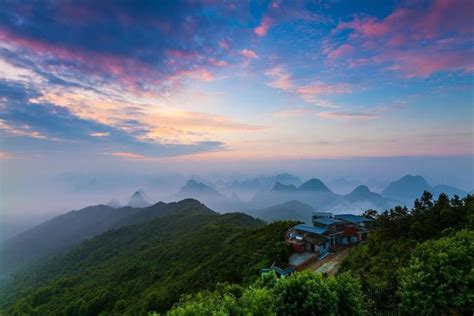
(0, 0, 473, 218)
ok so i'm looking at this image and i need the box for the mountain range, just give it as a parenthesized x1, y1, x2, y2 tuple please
(0, 200, 291, 314)
(0, 198, 216, 276)
(171, 179, 244, 211)
(167, 175, 468, 219)
(382, 175, 468, 205)
(2, 174, 468, 278)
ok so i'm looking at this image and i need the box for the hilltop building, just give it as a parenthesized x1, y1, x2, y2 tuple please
(286, 212, 374, 260)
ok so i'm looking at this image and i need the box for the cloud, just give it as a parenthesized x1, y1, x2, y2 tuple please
(264, 66, 349, 108)
(240, 49, 258, 59)
(110, 152, 146, 159)
(255, 17, 272, 37)
(90, 132, 110, 137)
(273, 108, 312, 118)
(264, 66, 293, 91)
(296, 82, 352, 105)
(0, 1, 261, 95)
(0, 80, 231, 158)
(334, 0, 474, 77)
(297, 82, 352, 95)
(317, 111, 378, 120)
(326, 44, 355, 60)
(0, 151, 12, 159)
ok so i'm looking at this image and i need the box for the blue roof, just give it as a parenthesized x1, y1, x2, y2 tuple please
(293, 224, 327, 235)
(335, 214, 374, 223)
(312, 217, 343, 225)
(272, 266, 295, 276)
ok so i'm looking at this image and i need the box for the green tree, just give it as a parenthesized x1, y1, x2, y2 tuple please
(273, 271, 338, 315)
(399, 230, 474, 314)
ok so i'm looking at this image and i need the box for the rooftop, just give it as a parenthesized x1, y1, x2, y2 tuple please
(293, 224, 327, 235)
(335, 214, 375, 223)
(312, 217, 343, 225)
(312, 211, 333, 218)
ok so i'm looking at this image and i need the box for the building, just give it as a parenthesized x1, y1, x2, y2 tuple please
(334, 214, 374, 241)
(261, 262, 295, 277)
(286, 212, 375, 260)
(286, 224, 330, 258)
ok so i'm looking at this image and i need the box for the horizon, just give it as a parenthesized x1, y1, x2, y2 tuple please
(1, 1, 473, 224)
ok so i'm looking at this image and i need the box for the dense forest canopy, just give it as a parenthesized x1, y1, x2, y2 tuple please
(1, 192, 472, 315)
(0, 200, 294, 315)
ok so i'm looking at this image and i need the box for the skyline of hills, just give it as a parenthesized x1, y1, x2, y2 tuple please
(2, 173, 469, 271)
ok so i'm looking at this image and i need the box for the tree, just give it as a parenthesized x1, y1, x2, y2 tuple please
(273, 271, 338, 315)
(362, 209, 378, 219)
(399, 230, 474, 314)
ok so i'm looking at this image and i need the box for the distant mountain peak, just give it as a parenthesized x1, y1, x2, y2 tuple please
(127, 190, 151, 208)
(398, 175, 429, 185)
(271, 182, 297, 191)
(350, 185, 370, 195)
(298, 178, 330, 192)
(182, 179, 210, 190)
(178, 179, 222, 197)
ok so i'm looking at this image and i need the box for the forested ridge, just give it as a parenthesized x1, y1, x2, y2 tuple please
(165, 192, 473, 315)
(0, 193, 472, 315)
(0, 200, 293, 315)
(340, 191, 473, 314)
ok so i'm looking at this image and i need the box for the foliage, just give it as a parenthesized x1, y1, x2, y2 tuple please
(0, 201, 294, 315)
(2, 192, 472, 315)
(166, 271, 364, 316)
(399, 230, 474, 314)
(339, 192, 474, 314)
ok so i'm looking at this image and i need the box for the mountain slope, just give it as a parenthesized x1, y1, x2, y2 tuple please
(172, 179, 244, 212)
(298, 178, 331, 192)
(0, 202, 292, 315)
(326, 185, 397, 213)
(382, 175, 467, 204)
(0, 199, 213, 276)
(250, 200, 314, 223)
(251, 178, 339, 210)
(0, 204, 138, 275)
(177, 179, 222, 197)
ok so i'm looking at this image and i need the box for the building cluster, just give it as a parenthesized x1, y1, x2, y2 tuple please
(286, 212, 374, 260)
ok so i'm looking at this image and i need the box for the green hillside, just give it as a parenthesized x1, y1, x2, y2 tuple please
(0, 199, 294, 315)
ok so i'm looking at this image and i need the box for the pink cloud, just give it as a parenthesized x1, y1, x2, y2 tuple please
(240, 48, 258, 59)
(297, 82, 352, 95)
(273, 108, 311, 118)
(264, 66, 293, 91)
(374, 48, 474, 78)
(255, 17, 272, 37)
(327, 44, 355, 60)
(318, 111, 378, 120)
(0, 151, 12, 159)
(110, 152, 146, 159)
(218, 39, 230, 50)
(334, 0, 473, 77)
(208, 58, 229, 67)
(180, 68, 214, 81)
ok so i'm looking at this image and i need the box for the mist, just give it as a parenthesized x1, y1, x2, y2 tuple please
(1, 154, 472, 241)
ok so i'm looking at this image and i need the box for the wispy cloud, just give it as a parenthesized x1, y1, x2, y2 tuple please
(110, 152, 146, 159)
(273, 108, 311, 118)
(333, 0, 474, 77)
(240, 49, 259, 59)
(255, 17, 272, 37)
(317, 111, 378, 120)
(264, 66, 294, 91)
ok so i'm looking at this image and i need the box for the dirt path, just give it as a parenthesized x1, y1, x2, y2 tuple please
(303, 248, 350, 276)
